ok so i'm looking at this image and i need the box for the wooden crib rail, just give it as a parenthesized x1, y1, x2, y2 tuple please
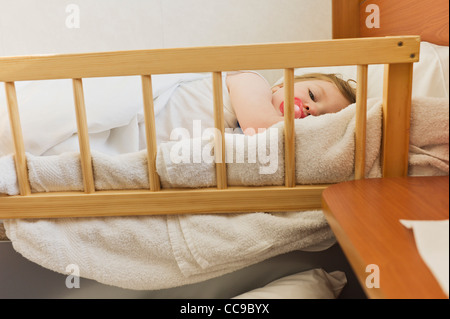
(212, 72, 227, 189)
(355, 65, 368, 179)
(141, 75, 161, 191)
(0, 186, 328, 218)
(283, 68, 296, 187)
(0, 36, 420, 219)
(72, 78, 95, 194)
(0, 36, 419, 81)
(4, 82, 31, 196)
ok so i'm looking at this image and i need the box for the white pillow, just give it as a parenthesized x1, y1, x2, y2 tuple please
(232, 268, 347, 299)
(275, 41, 449, 99)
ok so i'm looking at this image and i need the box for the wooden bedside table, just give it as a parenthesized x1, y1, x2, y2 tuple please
(322, 176, 449, 299)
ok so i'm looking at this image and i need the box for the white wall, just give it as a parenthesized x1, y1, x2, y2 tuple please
(0, 0, 332, 83)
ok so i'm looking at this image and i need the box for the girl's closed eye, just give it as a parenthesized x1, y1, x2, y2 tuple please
(308, 89, 315, 101)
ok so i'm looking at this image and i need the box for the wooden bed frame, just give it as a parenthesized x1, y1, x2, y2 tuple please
(0, 0, 447, 219)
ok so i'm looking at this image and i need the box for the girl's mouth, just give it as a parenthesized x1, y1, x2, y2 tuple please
(279, 97, 307, 119)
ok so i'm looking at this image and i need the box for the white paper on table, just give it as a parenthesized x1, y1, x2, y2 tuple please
(400, 219, 449, 297)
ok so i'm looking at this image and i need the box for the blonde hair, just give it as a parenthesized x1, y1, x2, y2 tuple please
(276, 73, 357, 105)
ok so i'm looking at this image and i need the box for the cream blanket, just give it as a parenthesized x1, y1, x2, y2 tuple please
(2, 97, 448, 290)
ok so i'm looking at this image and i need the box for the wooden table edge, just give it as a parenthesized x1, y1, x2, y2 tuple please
(322, 176, 449, 299)
(322, 198, 386, 299)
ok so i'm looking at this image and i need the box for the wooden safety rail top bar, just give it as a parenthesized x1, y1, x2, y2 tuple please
(0, 36, 420, 219)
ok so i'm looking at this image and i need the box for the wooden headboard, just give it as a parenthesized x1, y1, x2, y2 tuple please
(332, 0, 449, 46)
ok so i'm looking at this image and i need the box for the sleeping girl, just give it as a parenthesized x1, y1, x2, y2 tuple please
(227, 71, 356, 134)
(158, 71, 356, 143)
(0, 71, 356, 157)
(159, 71, 356, 174)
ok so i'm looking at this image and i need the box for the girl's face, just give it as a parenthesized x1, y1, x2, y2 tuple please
(271, 80, 351, 119)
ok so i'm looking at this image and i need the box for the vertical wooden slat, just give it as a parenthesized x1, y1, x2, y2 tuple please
(4, 82, 31, 195)
(141, 75, 161, 191)
(355, 65, 368, 179)
(212, 72, 227, 189)
(284, 68, 296, 187)
(382, 63, 414, 177)
(72, 78, 95, 193)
